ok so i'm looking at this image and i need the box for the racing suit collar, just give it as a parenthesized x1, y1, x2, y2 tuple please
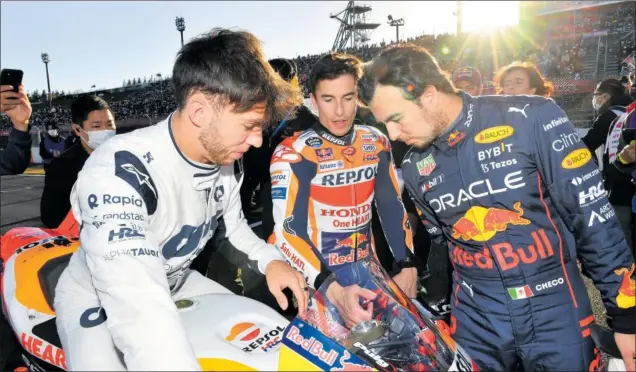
(166, 111, 221, 191)
(433, 91, 474, 151)
(312, 121, 356, 146)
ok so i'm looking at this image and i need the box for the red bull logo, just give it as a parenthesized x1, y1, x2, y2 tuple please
(333, 351, 374, 371)
(334, 232, 368, 249)
(614, 264, 635, 309)
(286, 325, 338, 366)
(451, 228, 555, 271)
(451, 201, 530, 242)
(447, 130, 465, 147)
(330, 233, 370, 266)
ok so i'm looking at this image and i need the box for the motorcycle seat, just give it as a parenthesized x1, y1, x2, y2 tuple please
(37, 253, 72, 312)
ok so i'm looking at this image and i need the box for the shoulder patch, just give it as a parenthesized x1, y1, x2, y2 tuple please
(114, 150, 158, 215)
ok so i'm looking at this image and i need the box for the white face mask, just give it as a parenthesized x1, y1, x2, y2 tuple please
(80, 128, 116, 149)
(592, 94, 606, 111)
(48, 129, 58, 137)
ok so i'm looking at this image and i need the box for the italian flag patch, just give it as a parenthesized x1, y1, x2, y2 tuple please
(508, 285, 534, 300)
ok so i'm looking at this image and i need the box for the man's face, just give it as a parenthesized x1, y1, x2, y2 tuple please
(369, 85, 448, 149)
(502, 69, 536, 96)
(454, 79, 482, 96)
(198, 101, 265, 166)
(310, 74, 358, 136)
(73, 109, 115, 143)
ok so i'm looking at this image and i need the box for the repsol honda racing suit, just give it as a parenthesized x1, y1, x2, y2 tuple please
(402, 92, 636, 371)
(269, 123, 416, 289)
(54, 115, 285, 371)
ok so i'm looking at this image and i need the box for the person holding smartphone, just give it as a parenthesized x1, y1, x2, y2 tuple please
(0, 82, 32, 176)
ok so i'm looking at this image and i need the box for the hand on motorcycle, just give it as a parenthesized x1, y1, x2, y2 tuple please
(326, 281, 377, 328)
(265, 260, 308, 317)
(615, 332, 635, 371)
(393, 267, 418, 298)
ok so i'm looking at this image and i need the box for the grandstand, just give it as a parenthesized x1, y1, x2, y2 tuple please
(1, 0, 633, 152)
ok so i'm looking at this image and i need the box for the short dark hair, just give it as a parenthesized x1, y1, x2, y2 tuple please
(71, 96, 111, 127)
(358, 44, 456, 106)
(172, 28, 302, 125)
(269, 58, 297, 82)
(494, 61, 554, 97)
(308, 53, 363, 95)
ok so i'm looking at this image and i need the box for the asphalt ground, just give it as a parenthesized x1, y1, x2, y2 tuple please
(0, 167, 613, 368)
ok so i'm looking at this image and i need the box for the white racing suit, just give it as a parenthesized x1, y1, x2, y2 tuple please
(54, 114, 284, 370)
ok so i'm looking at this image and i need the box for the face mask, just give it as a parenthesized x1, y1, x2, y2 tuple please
(48, 130, 58, 137)
(592, 96, 604, 111)
(80, 128, 115, 149)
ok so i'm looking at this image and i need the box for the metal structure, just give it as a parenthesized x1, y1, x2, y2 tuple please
(175, 17, 186, 47)
(40, 53, 52, 109)
(330, 1, 380, 51)
(387, 15, 405, 43)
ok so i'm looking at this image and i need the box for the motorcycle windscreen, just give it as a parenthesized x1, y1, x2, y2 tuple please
(283, 256, 475, 371)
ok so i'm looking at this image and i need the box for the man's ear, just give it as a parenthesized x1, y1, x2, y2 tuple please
(310, 92, 318, 111)
(418, 85, 438, 107)
(186, 91, 210, 128)
(72, 123, 81, 136)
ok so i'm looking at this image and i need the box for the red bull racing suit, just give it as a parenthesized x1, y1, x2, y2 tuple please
(402, 92, 636, 371)
(270, 123, 415, 288)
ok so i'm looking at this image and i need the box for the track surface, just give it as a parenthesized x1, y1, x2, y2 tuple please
(1, 173, 46, 234)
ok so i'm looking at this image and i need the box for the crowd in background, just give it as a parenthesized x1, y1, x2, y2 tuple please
(1, 1, 634, 133)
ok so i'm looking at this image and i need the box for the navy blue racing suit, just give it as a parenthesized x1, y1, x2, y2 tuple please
(402, 92, 636, 371)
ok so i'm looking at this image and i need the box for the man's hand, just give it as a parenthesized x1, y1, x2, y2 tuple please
(393, 267, 418, 298)
(0, 85, 31, 131)
(615, 332, 635, 371)
(265, 260, 308, 317)
(618, 142, 636, 164)
(326, 282, 376, 328)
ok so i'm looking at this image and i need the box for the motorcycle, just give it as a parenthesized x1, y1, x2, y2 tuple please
(1, 226, 476, 371)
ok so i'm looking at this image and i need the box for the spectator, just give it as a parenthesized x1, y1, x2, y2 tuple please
(452, 66, 483, 96)
(0, 84, 32, 176)
(495, 61, 554, 97)
(582, 78, 634, 249)
(40, 96, 115, 228)
(39, 121, 65, 167)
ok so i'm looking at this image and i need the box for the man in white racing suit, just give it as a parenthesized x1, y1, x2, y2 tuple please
(54, 29, 307, 371)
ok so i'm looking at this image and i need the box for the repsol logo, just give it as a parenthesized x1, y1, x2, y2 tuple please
(321, 167, 377, 186)
(242, 326, 285, 352)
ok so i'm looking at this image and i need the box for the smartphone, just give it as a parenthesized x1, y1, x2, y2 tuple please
(0, 69, 24, 93)
(622, 128, 636, 144)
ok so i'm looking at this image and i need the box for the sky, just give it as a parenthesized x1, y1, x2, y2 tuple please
(1, 1, 518, 94)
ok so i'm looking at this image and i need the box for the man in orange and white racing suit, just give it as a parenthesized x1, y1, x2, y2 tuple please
(270, 53, 418, 327)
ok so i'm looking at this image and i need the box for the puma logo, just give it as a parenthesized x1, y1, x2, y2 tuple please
(462, 280, 474, 297)
(508, 104, 530, 118)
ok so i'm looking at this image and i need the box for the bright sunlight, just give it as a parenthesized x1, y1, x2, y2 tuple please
(461, 1, 520, 33)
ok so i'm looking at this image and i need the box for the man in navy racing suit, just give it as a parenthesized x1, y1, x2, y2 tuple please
(54, 29, 308, 371)
(357, 44, 636, 371)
